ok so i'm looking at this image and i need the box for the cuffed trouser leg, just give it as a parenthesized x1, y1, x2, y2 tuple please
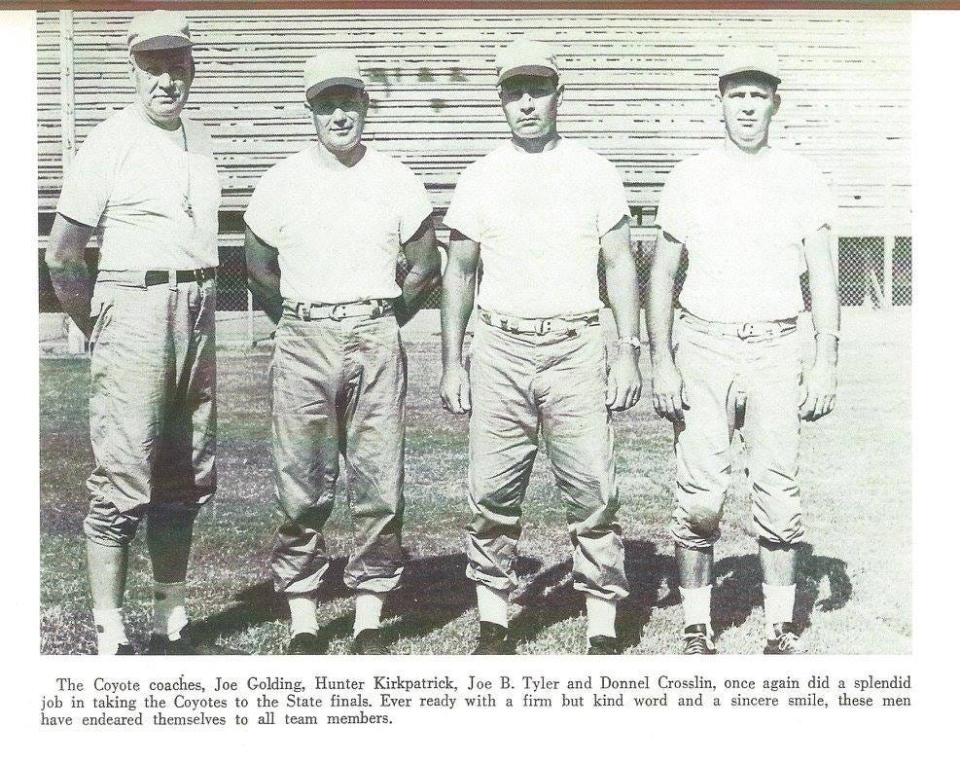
(742, 332, 804, 546)
(84, 277, 217, 548)
(465, 324, 539, 593)
(540, 326, 626, 601)
(671, 323, 734, 550)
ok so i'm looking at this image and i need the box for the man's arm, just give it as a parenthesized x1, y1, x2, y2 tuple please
(439, 229, 480, 414)
(244, 225, 283, 325)
(646, 230, 686, 423)
(800, 226, 840, 421)
(45, 213, 96, 338)
(395, 217, 441, 327)
(600, 215, 643, 411)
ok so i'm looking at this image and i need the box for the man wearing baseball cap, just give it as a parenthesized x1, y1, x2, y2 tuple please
(441, 37, 643, 654)
(45, 10, 220, 655)
(245, 50, 439, 655)
(647, 46, 840, 654)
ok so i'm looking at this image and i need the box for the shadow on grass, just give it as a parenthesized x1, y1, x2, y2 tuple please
(507, 540, 852, 645)
(188, 542, 851, 651)
(510, 540, 670, 647)
(712, 543, 853, 636)
(189, 552, 545, 648)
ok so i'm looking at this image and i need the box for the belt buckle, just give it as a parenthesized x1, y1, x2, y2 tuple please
(297, 303, 311, 321)
(535, 319, 550, 335)
(330, 304, 347, 321)
(737, 323, 754, 339)
(370, 301, 385, 319)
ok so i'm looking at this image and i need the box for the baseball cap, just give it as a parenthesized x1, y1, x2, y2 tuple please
(127, 10, 193, 53)
(718, 46, 781, 85)
(303, 50, 365, 100)
(495, 37, 560, 85)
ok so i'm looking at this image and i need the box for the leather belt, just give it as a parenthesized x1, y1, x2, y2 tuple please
(143, 267, 217, 288)
(283, 298, 394, 322)
(679, 309, 797, 339)
(478, 307, 599, 336)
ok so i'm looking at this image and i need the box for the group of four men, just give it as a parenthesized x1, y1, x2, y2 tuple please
(45, 11, 839, 657)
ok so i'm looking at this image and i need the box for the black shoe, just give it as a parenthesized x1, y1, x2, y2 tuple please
(114, 643, 135, 655)
(682, 624, 717, 655)
(472, 622, 515, 655)
(286, 632, 324, 655)
(764, 622, 807, 655)
(587, 635, 621, 655)
(350, 628, 388, 655)
(147, 630, 199, 655)
(146, 623, 246, 655)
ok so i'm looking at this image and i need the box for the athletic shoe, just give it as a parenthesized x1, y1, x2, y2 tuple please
(286, 632, 324, 655)
(682, 624, 717, 655)
(115, 643, 135, 655)
(350, 628, 388, 655)
(764, 622, 807, 655)
(587, 635, 621, 655)
(472, 621, 515, 655)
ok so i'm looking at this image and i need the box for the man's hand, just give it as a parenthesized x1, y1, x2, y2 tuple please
(440, 364, 471, 415)
(651, 359, 687, 423)
(605, 350, 643, 411)
(799, 360, 837, 421)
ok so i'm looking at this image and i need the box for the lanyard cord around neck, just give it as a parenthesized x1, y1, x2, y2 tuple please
(180, 122, 193, 221)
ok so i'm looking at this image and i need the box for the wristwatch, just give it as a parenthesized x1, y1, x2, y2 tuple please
(616, 335, 643, 350)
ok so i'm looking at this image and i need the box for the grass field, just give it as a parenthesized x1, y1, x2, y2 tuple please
(39, 308, 911, 655)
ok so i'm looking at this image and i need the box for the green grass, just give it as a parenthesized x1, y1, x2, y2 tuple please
(39, 309, 911, 655)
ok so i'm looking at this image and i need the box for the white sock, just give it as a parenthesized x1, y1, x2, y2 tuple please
(476, 584, 509, 627)
(679, 584, 713, 638)
(585, 594, 617, 639)
(287, 593, 319, 636)
(353, 592, 386, 636)
(763, 583, 796, 639)
(153, 581, 189, 639)
(93, 607, 128, 655)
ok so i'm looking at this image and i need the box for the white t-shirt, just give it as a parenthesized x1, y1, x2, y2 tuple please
(656, 145, 835, 322)
(443, 138, 631, 318)
(244, 145, 432, 304)
(57, 104, 221, 270)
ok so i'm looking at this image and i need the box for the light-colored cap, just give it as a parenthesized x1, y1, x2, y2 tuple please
(718, 46, 781, 85)
(303, 50, 365, 100)
(127, 10, 193, 53)
(495, 37, 560, 85)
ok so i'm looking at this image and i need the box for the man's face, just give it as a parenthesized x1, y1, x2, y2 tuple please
(308, 86, 368, 155)
(130, 48, 194, 124)
(719, 74, 780, 151)
(499, 74, 562, 141)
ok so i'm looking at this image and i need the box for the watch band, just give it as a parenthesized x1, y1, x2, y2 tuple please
(616, 335, 643, 350)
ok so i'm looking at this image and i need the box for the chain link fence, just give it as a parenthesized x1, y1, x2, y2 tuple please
(39, 233, 912, 348)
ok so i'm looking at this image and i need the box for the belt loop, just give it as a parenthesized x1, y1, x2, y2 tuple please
(168, 270, 177, 291)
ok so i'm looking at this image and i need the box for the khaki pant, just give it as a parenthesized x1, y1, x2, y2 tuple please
(84, 274, 217, 547)
(671, 311, 804, 549)
(269, 309, 406, 595)
(466, 319, 627, 601)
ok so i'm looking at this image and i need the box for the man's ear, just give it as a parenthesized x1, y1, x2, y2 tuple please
(772, 91, 782, 115)
(556, 83, 565, 107)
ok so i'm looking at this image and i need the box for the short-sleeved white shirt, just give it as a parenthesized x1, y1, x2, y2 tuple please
(656, 145, 835, 322)
(443, 139, 631, 318)
(244, 145, 432, 304)
(57, 104, 221, 270)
